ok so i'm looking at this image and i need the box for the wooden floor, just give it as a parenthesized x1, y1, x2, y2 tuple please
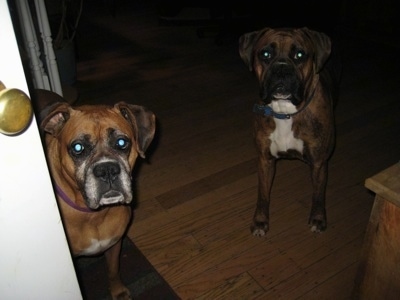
(73, 1, 400, 299)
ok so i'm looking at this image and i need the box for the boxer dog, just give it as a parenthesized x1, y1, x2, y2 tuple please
(40, 99, 155, 299)
(239, 27, 339, 236)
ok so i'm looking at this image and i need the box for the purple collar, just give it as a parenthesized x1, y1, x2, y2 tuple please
(55, 185, 95, 213)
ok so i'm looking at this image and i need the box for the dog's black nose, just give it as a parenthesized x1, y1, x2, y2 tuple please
(93, 162, 121, 183)
(275, 84, 285, 93)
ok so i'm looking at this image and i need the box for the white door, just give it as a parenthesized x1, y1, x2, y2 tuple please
(0, 1, 82, 298)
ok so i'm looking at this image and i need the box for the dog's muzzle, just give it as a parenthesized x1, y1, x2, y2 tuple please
(261, 61, 303, 105)
(84, 160, 133, 209)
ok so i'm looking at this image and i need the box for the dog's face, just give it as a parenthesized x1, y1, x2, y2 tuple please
(41, 102, 155, 209)
(239, 27, 331, 107)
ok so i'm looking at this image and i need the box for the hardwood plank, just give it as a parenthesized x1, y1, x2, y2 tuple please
(150, 234, 203, 275)
(155, 158, 257, 209)
(129, 172, 257, 240)
(131, 196, 164, 223)
(260, 237, 363, 299)
(297, 263, 358, 300)
(248, 197, 370, 290)
(195, 272, 265, 300)
(174, 240, 280, 299)
(158, 229, 265, 288)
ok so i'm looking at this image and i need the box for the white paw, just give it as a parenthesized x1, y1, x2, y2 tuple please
(252, 228, 267, 237)
(310, 225, 321, 233)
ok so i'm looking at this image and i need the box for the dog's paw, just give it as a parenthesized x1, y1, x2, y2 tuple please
(112, 290, 132, 300)
(309, 208, 327, 233)
(111, 285, 132, 300)
(309, 218, 327, 233)
(251, 222, 269, 237)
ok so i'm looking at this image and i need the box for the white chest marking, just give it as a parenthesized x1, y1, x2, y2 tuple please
(268, 100, 304, 158)
(81, 238, 116, 256)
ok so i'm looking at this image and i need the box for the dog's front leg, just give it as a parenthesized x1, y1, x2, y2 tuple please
(308, 160, 328, 232)
(105, 239, 132, 300)
(252, 152, 276, 237)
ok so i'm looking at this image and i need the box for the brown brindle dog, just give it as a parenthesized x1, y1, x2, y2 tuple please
(239, 27, 339, 236)
(40, 100, 155, 299)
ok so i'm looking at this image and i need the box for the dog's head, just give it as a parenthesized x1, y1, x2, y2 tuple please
(239, 27, 331, 108)
(41, 101, 156, 210)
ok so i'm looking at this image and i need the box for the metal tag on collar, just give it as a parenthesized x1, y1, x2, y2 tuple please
(275, 112, 291, 119)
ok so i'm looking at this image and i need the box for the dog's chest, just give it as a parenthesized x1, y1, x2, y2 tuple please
(268, 118, 304, 158)
(266, 100, 304, 158)
(79, 237, 118, 256)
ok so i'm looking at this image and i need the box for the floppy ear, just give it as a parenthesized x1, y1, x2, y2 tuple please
(239, 28, 271, 72)
(301, 27, 332, 73)
(40, 102, 71, 137)
(115, 102, 156, 158)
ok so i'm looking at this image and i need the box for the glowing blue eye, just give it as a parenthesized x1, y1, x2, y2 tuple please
(117, 138, 128, 149)
(72, 143, 84, 154)
(295, 51, 305, 59)
(262, 50, 271, 59)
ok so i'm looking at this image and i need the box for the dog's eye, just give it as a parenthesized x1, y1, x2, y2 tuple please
(72, 142, 84, 155)
(294, 50, 305, 60)
(116, 138, 128, 150)
(260, 50, 272, 60)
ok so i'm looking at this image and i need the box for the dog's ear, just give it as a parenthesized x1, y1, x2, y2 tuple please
(114, 102, 156, 158)
(40, 102, 71, 137)
(301, 27, 332, 73)
(239, 28, 271, 72)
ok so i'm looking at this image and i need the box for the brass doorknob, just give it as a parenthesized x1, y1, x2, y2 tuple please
(0, 81, 33, 135)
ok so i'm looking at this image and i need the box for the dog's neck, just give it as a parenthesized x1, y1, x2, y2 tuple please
(55, 184, 96, 213)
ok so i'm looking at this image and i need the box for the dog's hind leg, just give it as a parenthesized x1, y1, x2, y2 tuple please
(252, 155, 276, 237)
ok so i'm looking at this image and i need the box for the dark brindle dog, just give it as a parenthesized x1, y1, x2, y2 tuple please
(239, 27, 339, 236)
